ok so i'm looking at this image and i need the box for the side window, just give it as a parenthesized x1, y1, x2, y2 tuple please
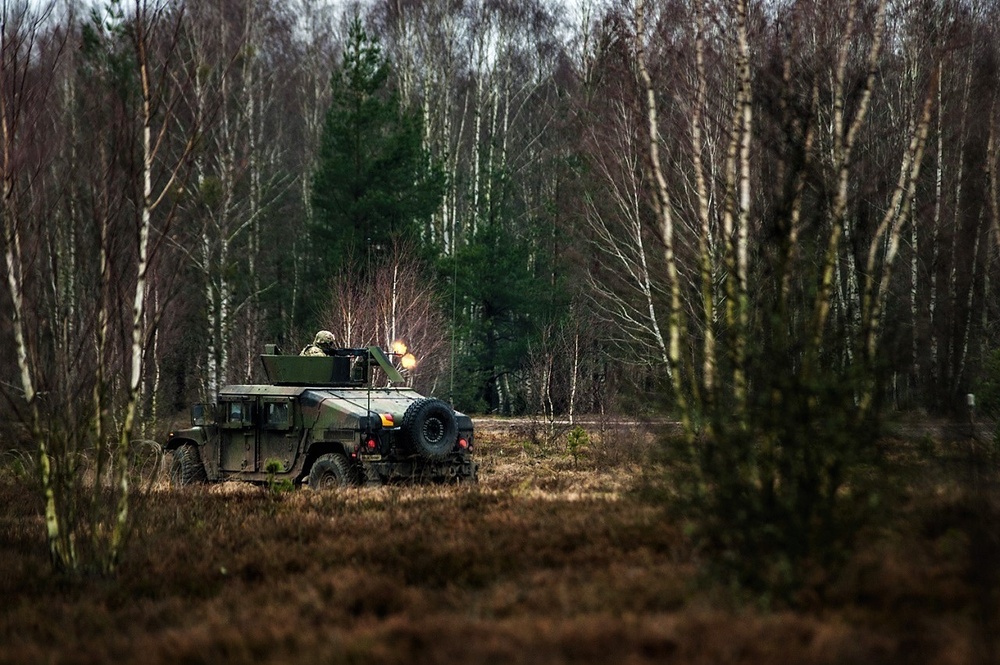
(264, 401, 291, 430)
(191, 403, 207, 427)
(222, 401, 252, 428)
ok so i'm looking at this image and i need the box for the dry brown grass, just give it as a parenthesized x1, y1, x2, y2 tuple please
(1, 423, 998, 664)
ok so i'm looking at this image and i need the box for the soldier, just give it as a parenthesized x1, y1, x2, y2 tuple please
(300, 330, 337, 356)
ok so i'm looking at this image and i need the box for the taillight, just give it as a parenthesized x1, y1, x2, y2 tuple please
(366, 438, 377, 451)
(458, 438, 469, 450)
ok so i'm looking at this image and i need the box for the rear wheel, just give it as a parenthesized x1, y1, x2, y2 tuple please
(308, 453, 352, 490)
(169, 443, 207, 487)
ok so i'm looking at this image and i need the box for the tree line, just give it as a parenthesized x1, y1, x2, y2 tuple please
(1, 0, 999, 573)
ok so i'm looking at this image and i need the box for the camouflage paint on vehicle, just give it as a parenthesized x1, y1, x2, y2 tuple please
(165, 346, 476, 487)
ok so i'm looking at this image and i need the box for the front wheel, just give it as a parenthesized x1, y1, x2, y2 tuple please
(308, 453, 353, 490)
(169, 443, 207, 487)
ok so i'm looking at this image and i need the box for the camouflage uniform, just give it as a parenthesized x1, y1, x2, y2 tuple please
(300, 344, 327, 357)
(300, 330, 337, 356)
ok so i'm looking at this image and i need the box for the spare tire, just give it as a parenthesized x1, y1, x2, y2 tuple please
(401, 398, 458, 460)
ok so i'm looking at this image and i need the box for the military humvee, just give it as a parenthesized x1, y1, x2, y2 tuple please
(164, 345, 476, 488)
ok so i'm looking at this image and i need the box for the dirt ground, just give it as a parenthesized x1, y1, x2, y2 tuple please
(1, 418, 998, 664)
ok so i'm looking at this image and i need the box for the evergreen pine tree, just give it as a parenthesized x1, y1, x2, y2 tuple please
(446, 218, 568, 413)
(309, 17, 444, 292)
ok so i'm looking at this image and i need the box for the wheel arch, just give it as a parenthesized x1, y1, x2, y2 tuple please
(303, 441, 353, 475)
(165, 425, 209, 451)
(164, 435, 200, 452)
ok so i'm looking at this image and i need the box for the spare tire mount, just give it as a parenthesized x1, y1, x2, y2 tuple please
(401, 398, 458, 459)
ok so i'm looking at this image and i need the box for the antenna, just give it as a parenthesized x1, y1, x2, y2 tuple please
(366, 349, 372, 440)
(366, 238, 374, 438)
(449, 246, 458, 405)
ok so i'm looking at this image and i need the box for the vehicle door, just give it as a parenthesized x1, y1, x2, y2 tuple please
(219, 397, 257, 473)
(258, 397, 298, 472)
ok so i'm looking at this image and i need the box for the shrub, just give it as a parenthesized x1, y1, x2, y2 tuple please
(265, 459, 293, 494)
(664, 357, 884, 604)
(566, 426, 589, 465)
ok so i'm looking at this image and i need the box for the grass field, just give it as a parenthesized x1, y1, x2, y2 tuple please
(1, 418, 998, 664)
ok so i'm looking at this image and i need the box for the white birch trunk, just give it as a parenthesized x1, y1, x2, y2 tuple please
(0, 0, 75, 571)
(928, 68, 944, 380)
(691, 0, 716, 399)
(111, 45, 156, 563)
(955, 212, 984, 391)
(471, 73, 482, 234)
(3, 176, 70, 569)
(569, 330, 579, 425)
(815, 0, 886, 349)
(635, 0, 687, 426)
(943, 65, 972, 386)
(862, 68, 937, 368)
(583, 99, 671, 371)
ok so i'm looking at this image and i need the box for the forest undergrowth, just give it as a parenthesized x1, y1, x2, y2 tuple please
(0, 418, 998, 665)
